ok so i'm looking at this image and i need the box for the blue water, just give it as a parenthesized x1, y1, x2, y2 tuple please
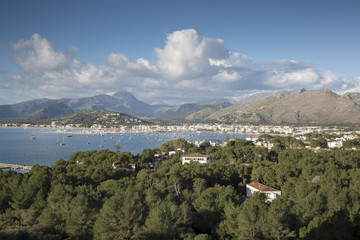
(0, 128, 247, 166)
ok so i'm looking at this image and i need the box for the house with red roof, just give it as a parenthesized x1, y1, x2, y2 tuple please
(246, 182, 281, 202)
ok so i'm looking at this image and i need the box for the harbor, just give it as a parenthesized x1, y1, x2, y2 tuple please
(0, 163, 32, 171)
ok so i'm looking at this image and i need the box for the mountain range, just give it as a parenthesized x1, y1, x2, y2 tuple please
(202, 89, 360, 124)
(2, 89, 360, 125)
(156, 99, 232, 120)
(0, 91, 168, 119)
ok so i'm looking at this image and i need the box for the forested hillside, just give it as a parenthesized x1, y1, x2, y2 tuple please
(1, 136, 360, 239)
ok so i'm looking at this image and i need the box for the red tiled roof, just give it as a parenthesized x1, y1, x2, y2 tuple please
(247, 182, 280, 192)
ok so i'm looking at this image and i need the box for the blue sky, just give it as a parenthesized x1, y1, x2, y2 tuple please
(1, 0, 359, 105)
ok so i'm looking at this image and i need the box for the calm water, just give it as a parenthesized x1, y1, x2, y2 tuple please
(0, 127, 247, 166)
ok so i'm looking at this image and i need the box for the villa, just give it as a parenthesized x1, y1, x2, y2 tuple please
(181, 153, 210, 165)
(246, 182, 281, 202)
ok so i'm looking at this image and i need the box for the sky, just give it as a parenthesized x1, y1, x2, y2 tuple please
(1, 0, 360, 105)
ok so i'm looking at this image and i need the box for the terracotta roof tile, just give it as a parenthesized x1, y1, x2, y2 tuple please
(247, 182, 280, 192)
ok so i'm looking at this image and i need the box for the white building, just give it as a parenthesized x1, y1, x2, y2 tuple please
(295, 136, 309, 141)
(255, 141, 275, 150)
(327, 138, 345, 148)
(182, 153, 210, 165)
(246, 182, 281, 202)
(169, 148, 186, 157)
(246, 136, 259, 142)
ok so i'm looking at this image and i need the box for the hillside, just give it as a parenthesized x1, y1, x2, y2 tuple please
(205, 97, 278, 123)
(1, 135, 360, 239)
(28, 103, 74, 119)
(0, 91, 159, 119)
(63, 91, 155, 116)
(156, 99, 232, 120)
(185, 108, 218, 121)
(204, 89, 360, 124)
(3, 88, 360, 125)
(0, 99, 59, 119)
(234, 88, 307, 104)
(51, 110, 146, 127)
(342, 92, 360, 106)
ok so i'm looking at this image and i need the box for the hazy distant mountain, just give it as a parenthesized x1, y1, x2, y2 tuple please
(28, 103, 74, 119)
(0, 99, 59, 119)
(155, 99, 232, 120)
(185, 108, 218, 121)
(150, 103, 173, 115)
(203, 89, 360, 124)
(3, 89, 360, 124)
(0, 91, 160, 119)
(63, 91, 154, 116)
(203, 99, 233, 109)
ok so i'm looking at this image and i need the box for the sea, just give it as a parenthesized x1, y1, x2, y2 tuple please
(0, 127, 248, 167)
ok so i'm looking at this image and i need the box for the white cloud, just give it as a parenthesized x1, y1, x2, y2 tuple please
(8, 30, 359, 105)
(209, 52, 252, 68)
(108, 53, 154, 71)
(266, 68, 320, 88)
(318, 70, 344, 89)
(213, 70, 240, 82)
(155, 29, 230, 79)
(336, 76, 360, 94)
(13, 33, 76, 75)
(107, 53, 129, 68)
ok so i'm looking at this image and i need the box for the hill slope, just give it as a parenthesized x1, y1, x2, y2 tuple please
(0, 99, 59, 119)
(63, 91, 154, 116)
(205, 89, 360, 124)
(0, 91, 157, 119)
(234, 88, 307, 104)
(28, 103, 74, 119)
(52, 110, 146, 127)
(342, 92, 360, 106)
(156, 99, 232, 120)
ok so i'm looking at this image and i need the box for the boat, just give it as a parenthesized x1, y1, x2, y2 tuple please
(60, 136, 65, 146)
(31, 130, 36, 139)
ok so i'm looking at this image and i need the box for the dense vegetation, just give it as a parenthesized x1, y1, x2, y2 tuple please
(3, 110, 146, 128)
(1, 136, 360, 239)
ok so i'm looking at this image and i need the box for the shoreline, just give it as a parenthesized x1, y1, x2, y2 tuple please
(1, 124, 358, 137)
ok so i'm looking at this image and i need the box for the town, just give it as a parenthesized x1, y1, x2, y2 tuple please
(1, 121, 359, 150)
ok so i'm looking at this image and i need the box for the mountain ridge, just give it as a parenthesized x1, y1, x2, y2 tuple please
(155, 99, 232, 120)
(202, 89, 360, 124)
(2, 89, 360, 125)
(0, 91, 157, 119)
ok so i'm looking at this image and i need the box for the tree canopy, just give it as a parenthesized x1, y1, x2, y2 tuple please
(1, 135, 360, 239)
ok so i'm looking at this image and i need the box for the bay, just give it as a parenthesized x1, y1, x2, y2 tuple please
(0, 127, 247, 166)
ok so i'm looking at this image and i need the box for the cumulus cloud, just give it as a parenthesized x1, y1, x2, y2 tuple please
(107, 52, 155, 78)
(13, 34, 76, 76)
(318, 70, 344, 89)
(266, 67, 320, 88)
(8, 29, 359, 104)
(155, 29, 248, 79)
(213, 70, 240, 83)
(335, 76, 360, 94)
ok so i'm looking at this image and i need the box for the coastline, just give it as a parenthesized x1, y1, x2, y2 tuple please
(0, 123, 335, 136)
